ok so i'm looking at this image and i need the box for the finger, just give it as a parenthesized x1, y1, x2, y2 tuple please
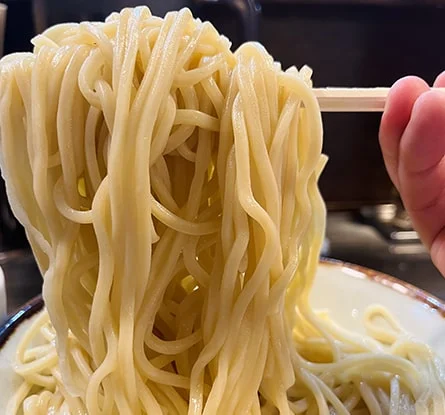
(399, 90, 445, 183)
(398, 90, 445, 249)
(434, 71, 445, 87)
(379, 76, 429, 189)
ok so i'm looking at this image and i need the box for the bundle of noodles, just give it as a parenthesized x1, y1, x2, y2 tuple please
(0, 6, 444, 414)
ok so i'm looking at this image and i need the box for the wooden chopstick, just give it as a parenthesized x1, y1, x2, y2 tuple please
(313, 87, 445, 112)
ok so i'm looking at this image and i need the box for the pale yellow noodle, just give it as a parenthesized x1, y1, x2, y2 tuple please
(1, 6, 445, 415)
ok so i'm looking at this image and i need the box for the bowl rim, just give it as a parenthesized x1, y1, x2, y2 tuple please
(320, 257, 445, 317)
(0, 295, 43, 348)
(1, 258, 445, 348)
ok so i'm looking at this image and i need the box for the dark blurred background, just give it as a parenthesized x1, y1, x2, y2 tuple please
(1, 0, 445, 315)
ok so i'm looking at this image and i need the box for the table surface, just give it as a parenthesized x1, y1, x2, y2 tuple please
(2, 212, 445, 319)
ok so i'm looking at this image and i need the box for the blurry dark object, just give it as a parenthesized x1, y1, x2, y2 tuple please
(192, 0, 260, 43)
(257, 3, 445, 209)
(359, 201, 422, 245)
(0, 180, 28, 250)
(2, 0, 35, 54)
(189, 1, 445, 209)
(0, 1, 35, 251)
(1, 252, 41, 314)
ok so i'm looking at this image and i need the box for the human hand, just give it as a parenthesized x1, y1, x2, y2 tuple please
(379, 73, 445, 275)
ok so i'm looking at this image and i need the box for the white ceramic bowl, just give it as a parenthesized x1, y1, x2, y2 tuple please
(1, 260, 445, 406)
